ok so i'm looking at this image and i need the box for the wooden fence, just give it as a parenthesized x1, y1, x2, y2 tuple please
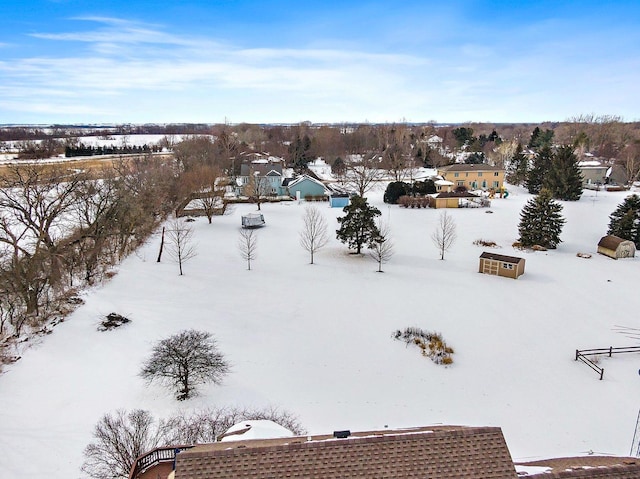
(575, 346, 640, 380)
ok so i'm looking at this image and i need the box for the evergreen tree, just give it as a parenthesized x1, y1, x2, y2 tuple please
(518, 189, 565, 249)
(505, 144, 528, 186)
(544, 145, 583, 201)
(336, 195, 381, 254)
(608, 194, 640, 247)
(384, 181, 410, 204)
(288, 134, 312, 169)
(526, 145, 552, 194)
(452, 127, 476, 148)
(528, 127, 554, 150)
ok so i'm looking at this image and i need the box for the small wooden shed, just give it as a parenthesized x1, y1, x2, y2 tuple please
(429, 191, 482, 209)
(479, 252, 525, 279)
(597, 235, 636, 259)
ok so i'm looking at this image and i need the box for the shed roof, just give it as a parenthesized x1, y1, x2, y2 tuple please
(174, 425, 517, 479)
(598, 235, 631, 250)
(437, 191, 480, 198)
(480, 252, 524, 264)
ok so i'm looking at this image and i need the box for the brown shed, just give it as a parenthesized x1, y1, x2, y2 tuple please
(597, 235, 636, 259)
(430, 191, 482, 208)
(479, 252, 525, 279)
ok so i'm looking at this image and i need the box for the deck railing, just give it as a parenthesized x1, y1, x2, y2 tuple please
(128, 444, 193, 479)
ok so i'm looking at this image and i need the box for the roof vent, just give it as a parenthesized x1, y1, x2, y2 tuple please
(333, 430, 351, 439)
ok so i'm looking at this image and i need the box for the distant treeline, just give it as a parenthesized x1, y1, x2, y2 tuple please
(0, 123, 213, 142)
(65, 144, 163, 157)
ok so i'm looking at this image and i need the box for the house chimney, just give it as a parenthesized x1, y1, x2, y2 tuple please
(333, 430, 351, 439)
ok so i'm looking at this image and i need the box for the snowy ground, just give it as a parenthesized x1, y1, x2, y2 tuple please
(1, 184, 639, 478)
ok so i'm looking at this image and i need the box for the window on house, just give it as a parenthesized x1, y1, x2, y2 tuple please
(465, 172, 469, 177)
(454, 172, 459, 178)
(494, 172, 499, 176)
(478, 172, 483, 177)
(493, 181, 499, 188)
(502, 263, 514, 270)
(457, 180, 465, 186)
(482, 180, 487, 188)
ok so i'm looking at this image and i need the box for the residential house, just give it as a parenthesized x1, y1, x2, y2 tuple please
(578, 159, 629, 188)
(130, 424, 640, 479)
(578, 160, 609, 187)
(286, 174, 328, 200)
(479, 252, 525, 279)
(597, 235, 636, 259)
(131, 425, 519, 479)
(438, 164, 505, 192)
(238, 160, 285, 196)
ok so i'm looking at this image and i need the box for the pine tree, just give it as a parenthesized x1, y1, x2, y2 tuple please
(528, 127, 554, 150)
(526, 145, 552, 194)
(505, 144, 528, 186)
(608, 194, 640, 247)
(544, 146, 583, 201)
(518, 189, 565, 249)
(336, 195, 381, 254)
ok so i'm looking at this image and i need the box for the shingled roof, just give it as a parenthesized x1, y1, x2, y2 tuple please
(439, 164, 503, 172)
(480, 252, 525, 264)
(517, 456, 640, 478)
(598, 235, 629, 250)
(174, 425, 518, 479)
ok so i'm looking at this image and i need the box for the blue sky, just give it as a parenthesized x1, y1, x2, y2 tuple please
(0, 0, 638, 124)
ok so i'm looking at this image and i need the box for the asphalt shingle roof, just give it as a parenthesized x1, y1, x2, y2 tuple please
(174, 425, 518, 479)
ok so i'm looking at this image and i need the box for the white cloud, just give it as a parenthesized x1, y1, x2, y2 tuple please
(2, 15, 639, 123)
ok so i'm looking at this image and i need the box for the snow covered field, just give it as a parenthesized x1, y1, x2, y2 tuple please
(1, 184, 639, 478)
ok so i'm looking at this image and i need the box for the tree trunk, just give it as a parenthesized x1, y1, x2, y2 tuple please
(156, 227, 165, 262)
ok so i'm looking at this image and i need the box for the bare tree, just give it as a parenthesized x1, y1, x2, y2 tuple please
(346, 154, 385, 197)
(238, 228, 258, 270)
(82, 406, 305, 479)
(431, 211, 457, 260)
(620, 140, 640, 185)
(178, 164, 227, 224)
(369, 222, 394, 272)
(140, 329, 230, 401)
(167, 219, 197, 276)
(244, 172, 271, 211)
(299, 205, 328, 264)
(81, 409, 162, 479)
(0, 164, 84, 291)
(163, 406, 306, 444)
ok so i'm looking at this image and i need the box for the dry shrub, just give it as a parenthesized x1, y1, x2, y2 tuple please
(393, 327, 454, 365)
(473, 239, 499, 248)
